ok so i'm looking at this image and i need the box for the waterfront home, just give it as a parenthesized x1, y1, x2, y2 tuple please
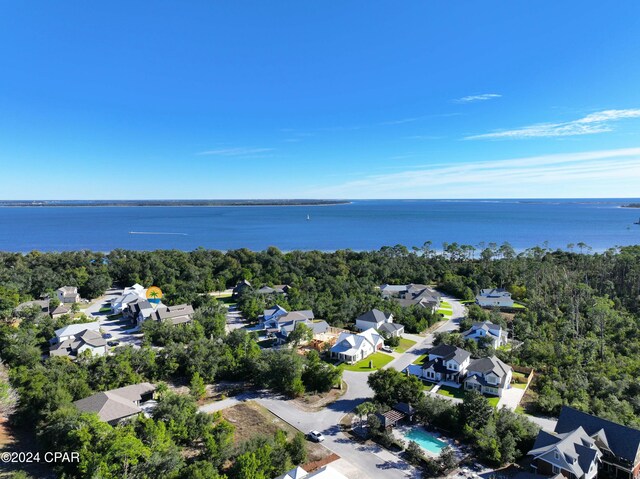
(463, 356, 512, 397)
(475, 288, 514, 308)
(420, 344, 471, 384)
(74, 383, 156, 425)
(109, 283, 147, 314)
(57, 286, 80, 303)
(462, 321, 507, 348)
(355, 309, 400, 335)
(330, 328, 384, 364)
(529, 406, 640, 479)
(380, 283, 441, 312)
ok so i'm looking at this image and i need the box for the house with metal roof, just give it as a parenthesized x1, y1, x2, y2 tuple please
(330, 328, 384, 364)
(462, 321, 507, 348)
(475, 288, 514, 308)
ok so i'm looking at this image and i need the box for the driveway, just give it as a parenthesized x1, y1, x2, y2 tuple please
(225, 305, 247, 332)
(85, 288, 143, 348)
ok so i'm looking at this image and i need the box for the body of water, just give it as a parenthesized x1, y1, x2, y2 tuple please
(404, 427, 447, 455)
(0, 199, 638, 252)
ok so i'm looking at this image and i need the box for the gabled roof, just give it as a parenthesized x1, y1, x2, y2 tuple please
(153, 304, 194, 325)
(478, 288, 511, 297)
(356, 309, 391, 324)
(331, 328, 383, 355)
(428, 343, 471, 364)
(529, 426, 601, 478)
(57, 286, 78, 295)
(74, 383, 155, 423)
(463, 321, 502, 338)
(555, 406, 640, 464)
(274, 466, 308, 479)
(54, 321, 100, 338)
(15, 299, 50, 313)
(378, 322, 404, 335)
(466, 356, 511, 382)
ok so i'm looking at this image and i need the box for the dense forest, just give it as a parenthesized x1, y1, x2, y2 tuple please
(1, 243, 640, 477)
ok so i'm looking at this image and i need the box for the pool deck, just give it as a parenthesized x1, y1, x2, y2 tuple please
(394, 424, 458, 458)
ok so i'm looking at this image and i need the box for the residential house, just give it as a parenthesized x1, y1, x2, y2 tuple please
(109, 284, 147, 314)
(49, 326, 107, 358)
(123, 298, 156, 326)
(462, 321, 507, 348)
(378, 322, 405, 338)
(464, 356, 513, 396)
(262, 306, 314, 329)
(151, 304, 194, 325)
(380, 283, 441, 312)
(74, 383, 156, 425)
(533, 406, 640, 479)
(419, 344, 471, 384)
(53, 321, 101, 342)
(257, 284, 290, 295)
(274, 465, 349, 479)
(330, 328, 384, 364)
(529, 426, 602, 479)
(355, 309, 394, 332)
(14, 299, 50, 315)
(232, 280, 252, 298)
(476, 288, 514, 308)
(278, 319, 329, 343)
(57, 286, 80, 304)
(50, 304, 71, 319)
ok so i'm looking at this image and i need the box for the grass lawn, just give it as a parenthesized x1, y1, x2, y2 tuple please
(515, 406, 526, 414)
(437, 301, 453, 317)
(512, 302, 527, 310)
(487, 397, 500, 408)
(98, 306, 112, 313)
(412, 353, 428, 365)
(436, 385, 466, 400)
(512, 382, 528, 390)
(340, 352, 394, 372)
(422, 382, 434, 391)
(394, 337, 417, 354)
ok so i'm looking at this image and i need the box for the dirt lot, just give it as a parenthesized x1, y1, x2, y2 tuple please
(221, 401, 333, 463)
(292, 382, 347, 412)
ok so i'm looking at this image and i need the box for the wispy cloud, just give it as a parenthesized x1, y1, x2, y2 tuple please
(467, 109, 640, 140)
(454, 93, 501, 103)
(310, 147, 640, 198)
(197, 147, 274, 157)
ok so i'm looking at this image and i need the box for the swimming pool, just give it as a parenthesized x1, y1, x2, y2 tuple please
(404, 427, 447, 454)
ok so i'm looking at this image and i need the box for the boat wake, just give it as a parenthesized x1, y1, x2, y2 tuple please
(128, 231, 188, 236)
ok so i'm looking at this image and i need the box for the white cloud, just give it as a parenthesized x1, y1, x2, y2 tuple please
(310, 147, 640, 199)
(454, 93, 502, 103)
(467, 109, 640, 140)
(197, 147, 274, 156)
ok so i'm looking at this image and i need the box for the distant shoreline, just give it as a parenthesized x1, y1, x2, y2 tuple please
(622, 203, 640, 208)
(0, 199, 351, 208)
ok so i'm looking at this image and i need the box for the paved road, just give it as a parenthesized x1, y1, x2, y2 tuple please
(199, 296, 466, 479)
(85, 288, 143, 347)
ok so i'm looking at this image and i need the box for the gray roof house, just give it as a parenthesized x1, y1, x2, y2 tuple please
(14, 299, 50, 315)
(546, 406, 640, 479)
(419, 344, 472, 384)
(380, 283, 441, 311)
(528, 427, 601, 479)
(49, 328, 107, 359)
(475, 288, 514, 308)
(152, 304, 194, 325)
(463, 356, 513, 397)
(257, 284, 290, 295)
(355, 309, 400, 335)
(74, 383, 156, 425)
(50, 304, 71, 318)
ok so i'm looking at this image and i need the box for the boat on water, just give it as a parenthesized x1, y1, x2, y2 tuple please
(634, 217, 640, 225)
(306, 214, 310, 221)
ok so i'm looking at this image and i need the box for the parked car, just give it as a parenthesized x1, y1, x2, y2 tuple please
(102, 333, 113, 339)
(107, 340, 120, 347)
(381, 345, 393, 353)
(306, 430, 325, 442)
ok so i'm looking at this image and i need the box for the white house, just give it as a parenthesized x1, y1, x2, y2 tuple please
(462, 321, 507, 348)
(355, 309, 394, 332)
(49, 324, 107, 359)
(275, 465, 348, 479)
(475, 288, 514, 308)
(52, 321, 101, 343)
(464, 356, 513, 397)
(419, 344, 472, 384)
(57, 286, 80, 304)
(109, 284, 148, 314)
(330, 328, 384, 364)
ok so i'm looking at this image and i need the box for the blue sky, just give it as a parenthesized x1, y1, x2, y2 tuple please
(1, 1, 640, 199)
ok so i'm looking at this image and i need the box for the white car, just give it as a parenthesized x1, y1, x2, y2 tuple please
(307, 430, 325, 442)
(381, 345, 393, 353)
